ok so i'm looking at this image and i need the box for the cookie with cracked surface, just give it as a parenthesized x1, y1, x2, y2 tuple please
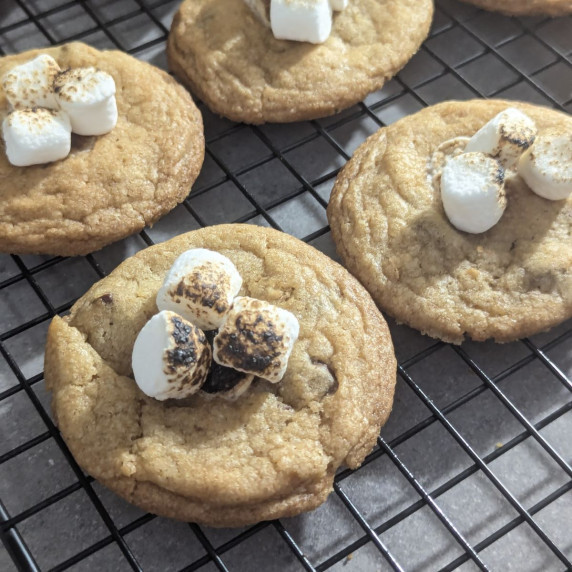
(166, 0, 433, 124)
(457, 0, 572, 16)
(0, 42, 204, 256)
(327, 100, 572, 344)
(44, 224, 396, 526)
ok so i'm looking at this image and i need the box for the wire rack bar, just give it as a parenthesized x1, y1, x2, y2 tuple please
(378, 438, 488, 571)
(0, 1, 571, 571)
(333, 483, 406, 572)
(453, 345, 572, 477)
(522, 338, 572, 392)
(0, 339, 144, 572)
(179, 523, 269, 572)
(441, 480, 572, 571)
(438, 4, 572, 105)
(188, 524, 231, 572)
(272, 521, 318, 572)
(397, 365, 572, 569)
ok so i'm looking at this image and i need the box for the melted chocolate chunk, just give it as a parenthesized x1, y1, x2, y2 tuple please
(311, 358, 339, 396)
(202, 362, 246, 394)
(204, 329, 216, 345)
(202, 330, 247, 394)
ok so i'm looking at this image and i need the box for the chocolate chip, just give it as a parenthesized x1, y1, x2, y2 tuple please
(311, 358, 339, 396)
(98, 293, 113, 304)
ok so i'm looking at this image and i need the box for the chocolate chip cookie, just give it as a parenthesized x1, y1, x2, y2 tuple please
(45, 224, 396, 526)
(167, 0, 433, 124)
(327, 100, 572, 344)
(458, 0, 572, 15)
(0, 42, 204, 256)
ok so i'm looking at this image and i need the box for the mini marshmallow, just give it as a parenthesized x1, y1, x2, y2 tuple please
(132, 310, 211, 401)
(441, 152, 506, 234)
(156, 249, 243, 331)
(2, 54, 60, 110)
(2, 108, 71, 167)
(201, 362, 254, 400)
(518, 129, 572, 201)
(213, 296, 299, 383)
(243, 0, 271, 25)
(464, 108, 537, 169)
(271, 0, 333, 44)
(54, 67, 117, 136)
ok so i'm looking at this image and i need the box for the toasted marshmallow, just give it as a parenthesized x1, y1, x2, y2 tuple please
(213, 296, 299, 383)
(2, 108, 71, 167)
(464, 108, 537, 169)
(156, 249, 243, 331)
(243, 0, 271, 25)
(201, 362, 254, 400)
(518, 129, 572, 201)
(441, 152, 506, 234)
(54, 67, 117, 136)
(271, 0, 333, 44)
(132, 310, 211, 401)
(2, 54, 60, 110)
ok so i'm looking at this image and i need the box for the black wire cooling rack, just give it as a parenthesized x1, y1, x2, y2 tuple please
(1, 1, 571, 571)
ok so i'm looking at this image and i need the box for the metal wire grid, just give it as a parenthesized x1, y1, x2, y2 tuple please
(0, 0, 571, 570)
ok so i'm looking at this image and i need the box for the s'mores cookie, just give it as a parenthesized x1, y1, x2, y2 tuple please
(327, 100, 572, 344)
(45, 224, 396, 526)
(458, 0, 572, 16)
(167, 0, 433, 124)
(0, 43, 204, 256)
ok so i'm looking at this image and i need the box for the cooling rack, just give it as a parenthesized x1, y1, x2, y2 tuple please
(0, 0, 571, 570)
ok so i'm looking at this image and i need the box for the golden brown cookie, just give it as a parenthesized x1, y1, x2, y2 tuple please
(327, 100, 572, 344)
(44, 224, 396, 526)
(0, 43, 204, 256)
(458, 0, 572, 16)
(167, 0, 433, 124)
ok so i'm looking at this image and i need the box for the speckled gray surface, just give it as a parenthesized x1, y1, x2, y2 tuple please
(1, 0, 572, 570)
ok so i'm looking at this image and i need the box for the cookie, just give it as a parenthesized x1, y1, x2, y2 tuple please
(458, 0, 572, 16)
(327, 100, 572, 344)
(167, 0, 433, 124)
(44, 224, 396, 526)
(0, 43, 204, 256)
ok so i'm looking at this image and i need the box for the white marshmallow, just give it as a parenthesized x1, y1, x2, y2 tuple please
(132, 310, 212, 401)
(213, 296, 299, 383)
(271, 0, 333, 44)
(54, 67, 117, 136)
(2, 108, 71, 167)
(441, 152, 506, 234)
(518, 129, 572, 201)
(156, 248, 243, 331)
(243, 0, 271, 25)
(2, 54, 60, 110)
(464, 108, 537, 169)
